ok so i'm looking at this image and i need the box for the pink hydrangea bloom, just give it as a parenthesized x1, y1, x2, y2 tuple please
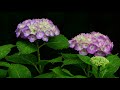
(69, 31, 113, 56)
(15, 18, 60, 42)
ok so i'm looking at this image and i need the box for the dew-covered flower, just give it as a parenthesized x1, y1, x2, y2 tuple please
(90, 56, 109, 66)
(15, 18, 60, 42)
(69, 31, 113, 56)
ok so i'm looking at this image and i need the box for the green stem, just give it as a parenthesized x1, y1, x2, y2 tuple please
(36, 42, 46, 74)
(33, 64, 41, 74)
(83, 68, 88, 77)
(39, 42, 46, 48)
(36, 42, 41, 74)
(37, 42, 41, 63)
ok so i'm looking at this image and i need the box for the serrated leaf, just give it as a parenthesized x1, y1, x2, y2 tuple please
(5, 53, 37, 65)
(0, 69, 7, 78)
(51, 67, 72, 78)
(0, 62, 11, 67)
(77, 55, 91, 65)
(16, 41, 37, 54)
(0, 44, 15, 60)
(8, 64, 32, 78)
(34, 72, 55, 78)
(62, 59, 81, 67)
(46, 34, 69, 50)
(48, 57, 62, 64)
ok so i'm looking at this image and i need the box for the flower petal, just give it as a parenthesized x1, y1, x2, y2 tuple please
(87, 44, 98, 54)
(36, 31, 44, 39)
(28, 35, 37, 42)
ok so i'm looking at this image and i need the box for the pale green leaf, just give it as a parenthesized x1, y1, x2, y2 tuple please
(62, 68, 74, 76)
(0, 44, 15, 60)
(77, 54, 91, 65)
(0, 61, 11, 67)
(8, 64, 32, 78)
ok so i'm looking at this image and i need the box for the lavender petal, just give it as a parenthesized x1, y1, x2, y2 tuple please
(28, 35, 37, 42)
(87, 44, 98, 54)
(42, 36, 48, 42)
(36, 31, 44, 39)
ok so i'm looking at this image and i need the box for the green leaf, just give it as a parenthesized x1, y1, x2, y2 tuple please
(37, 57, 62, 73)
(91, 65, 98, 78)
(37, 60, 49, 73)
(101, 54, 120, 77)
(106, 54, 120, 66)
(77, 55, 91, 65)
(8, 64, 32, 78)
(48, 57, 62, 64)
(34, 72, 55, 78)
(61, 53, 79, 59)
(100, 64, 119, 78)
(16, 41, 37, 54)
(0, 44, 15, 60)
(51, 67, 72, 78)
(72, 75, 87, 78)
(61, 53, 87, 69)
(91, 54, 120, 78)
(5, 53, 37, 65)
(62, 59, 81, 67)
(0, 69, 7, 78)
(0, 62, 11, 67)
(46, 34, 69, 50)
(62, 68, 74, 76)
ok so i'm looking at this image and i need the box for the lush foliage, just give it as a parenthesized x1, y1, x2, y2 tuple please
(0, 18, 120, 78)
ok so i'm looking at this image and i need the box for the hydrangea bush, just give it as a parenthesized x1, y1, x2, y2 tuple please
(0, 18, 120, 78)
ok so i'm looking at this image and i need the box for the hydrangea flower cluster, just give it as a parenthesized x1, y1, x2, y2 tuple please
(15, 18, 60, 42)
(69, 32, 113, 56)
(90, 56, 109, 66)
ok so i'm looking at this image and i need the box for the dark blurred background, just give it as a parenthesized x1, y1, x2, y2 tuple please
(0, 11, 120, 56)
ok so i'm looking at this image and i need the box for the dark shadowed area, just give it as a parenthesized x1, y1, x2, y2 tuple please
(0, 11, 120, 56)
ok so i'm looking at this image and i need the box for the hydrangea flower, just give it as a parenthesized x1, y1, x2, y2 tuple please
(90, 56, 109, 66)
(15, 18, 60, 42)
(69, 32, 113, 56)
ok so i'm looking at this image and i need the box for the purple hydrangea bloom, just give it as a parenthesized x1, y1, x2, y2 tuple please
(69, 31, 113, 56)
(15, 18, 60, 42)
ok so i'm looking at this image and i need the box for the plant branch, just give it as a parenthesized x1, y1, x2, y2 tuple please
(39, 42, 46, 48)
(33, 64, 41, 74)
